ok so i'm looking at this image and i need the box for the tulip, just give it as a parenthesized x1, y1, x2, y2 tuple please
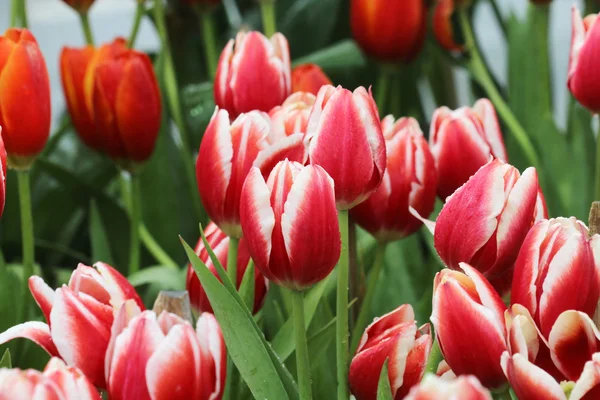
(0, 29, 50, 169)
(350, 0, 427, 62)
(404, 375, 492, 400)
(0, 262, 144, 387)
(432, 263, 507, 388)
(0, 357, 100, 399)
(307, 85, 386, 210)
(105, 304, 226, 400)
(349, 304, 432, 400)
(351, 116, 437, 242)
(501, 352, 567, 400)
(430, 159, 541, 293)
(432, 0, 463, 52)
(291, 64, 332, 95)
(568, 7, 600, 113)
(269, 92, 315, 140)
(214, 31, 291, 116)
(61, 0, 95, 13)
(429, 99, 508, 199)
(186, 221, 268, 314)
(240, 160, 340, 290)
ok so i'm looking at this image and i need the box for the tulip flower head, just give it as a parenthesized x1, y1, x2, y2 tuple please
(215, 31, 291, 116)
(0, 262, 144, 387)
(404, 374, 492, 400)
(291, 64, 332, 95)
(61, 0, 95, 13)
(349, 304, 432, 400)
(186, 222, 268, 314)
(569, 7, 600, 113)
(0, 29, 51, 169)
(433, 0, 464, 52)
(351, 116, 437, 242)
(307, 85, 386, 210)
(240, 160, 340, 290)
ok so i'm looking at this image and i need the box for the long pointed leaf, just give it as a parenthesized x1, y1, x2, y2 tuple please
(377, 359, 393, 400)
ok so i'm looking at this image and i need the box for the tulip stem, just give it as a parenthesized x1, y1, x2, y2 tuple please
(227, 237, 239, 288)
(79, 13, 95, 46)
(350, 241, 387, 353)
(17, 171, 34, 320)
(128, 172, 141, 275)
(458, 9, 542, 173)
(139, 225, 179, 268)
(336, 209, 350, 400)
(595, 123, 600, 201)
(10, 0, 18, 26)
(424, 337, 443, 377)
(375, 70, 390, 114)
(128, 3, 145, 49)
(18, 0, 28, 28)
(199, 10, 219, 80)
(292, 290, 312, 400)
(260, 0, 277, 37)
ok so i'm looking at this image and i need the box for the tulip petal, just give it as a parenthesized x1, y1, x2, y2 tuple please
(254, 132, 308, 178)
(500, 352, 566, 400)
(571, 353, 600, 400)
(0, 322, 59, 357)
(472, 99, 507, 162)
(94, 262, 145, 310)
(29, 276, 55, 325)
(43, 357, 101, 399)
(105, 300, 142, 383)
(197, 313, 227, 400)
(214, 40, 235, 113)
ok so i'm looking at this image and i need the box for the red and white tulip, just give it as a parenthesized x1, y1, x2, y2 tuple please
(404, 374, 492, 400)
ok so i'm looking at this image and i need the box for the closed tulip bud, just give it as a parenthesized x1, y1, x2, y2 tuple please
(105, 306, 226, 400)
(307, 85, 386, 210)
(0, 29, 51, 169)
(0, 358, 100, 399)
(291, 64, 332, 95)
(350, 0, 427, 62)
(404, 375, 492, 400)
(433, 0, 463, 52)
(215, 31, 291, 116)
(0, 263, 144, 387)
(61, 0, 95, 13)
(569, 7, 600, 113)
(240, 160, 340, 290)
(431, 159, 541, 293)
(429, 99, 507, 199)
(432, 264, 507, 388)
(186, 222, 268, 314)
(351, 117, 437, 242)
(349, 304, 432, 400)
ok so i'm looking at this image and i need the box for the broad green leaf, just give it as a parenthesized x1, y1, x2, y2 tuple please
(89, 200, 114, 265)
(292, 40, 366, 71)
(0, 349, 11, 369)
(128, 265, 185, 291)
(239, 260, 255, 312)
(377, 359, 393, 400)
(182, 238, 295, 400)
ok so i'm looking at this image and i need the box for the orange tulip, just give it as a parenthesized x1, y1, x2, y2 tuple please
(61, 0, 96, 13)
(291, 64, 332, 95)
(0, 29, 51, 169)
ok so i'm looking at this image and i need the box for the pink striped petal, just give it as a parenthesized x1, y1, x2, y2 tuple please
(472, 99, 507, 161)
(504, 304, 539, 361)
(356, 304, 415, 352)
(0, 369, 59, 400)
(197, 313, 227, 400)
(571, 353, 600, 400)
(68, 264, 111, 305)
(29, 276, 55, 325)
(105, 300, 142, 383)
(395, 328, 432, 398)
(214, 40, 234, 113)
(254, 132, 308, 178)
(500, 352, 566, 400)
(43, 358, 101, 399)
(94, 262, 145, 310)
(404, 374, 492, 400)
(0, 322, 58, 358)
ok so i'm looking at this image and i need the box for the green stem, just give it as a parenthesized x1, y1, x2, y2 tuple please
(350, 241, 387, 353)
(19, 0, 28, 28)
(128, 172, 141, 275)
(79, 13, 95, 46)
(260, 0, 277, 37)
(375, 70, 390, 115)
(17, 171, 34, 319)
(10, 0, 19, 26)
(128, 3, 145, 49)
(227, 237, 239, 288)
(424, 337, 443, 376)
(595, 122, 600, 200)
(458, 9, 541, 173)
(139, 225, 179, 268)
(199, 10, 219, 80)
(292, 290, 312, 400)
(336, 210, 350, 400)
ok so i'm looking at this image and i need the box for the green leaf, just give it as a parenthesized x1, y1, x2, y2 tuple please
(377, 359, 393, 400)
(292, 40, 366, 71)
(181, 238, 294, 400)
(89, 200, 114, 265)
(306, 316, 336, 367)
(127, 265, 185, 291)
(0, 349, 11, 369)
(239, 260, 255, 312)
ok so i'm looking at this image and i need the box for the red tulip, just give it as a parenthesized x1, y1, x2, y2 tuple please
(291, 64, 332, 95)
(105, 305, 226, 400)
(61, 0, 95, 13)
(404, 375, 492, 400)
(186, 221, 268, 314)
(351, 116, 437, 242)
(350, 0, 427, 62)
(568, 7, 600, 113)
(432, 0, 463, 52)
(0, 132, 6, 218)
(430, 159, 541, 293)
(432, 263, 507, 388)
(501, 352, 566, 400)
(0, 263, 144, 387)
(240, 160, 340, 290)
(307, 85, 386, 210)
(349, 304, 432, 400)
(0, 28, 50, 169)
(429, 99, 507, 200)
(0, 357, 100, 400)
(214, 31, 291, 116)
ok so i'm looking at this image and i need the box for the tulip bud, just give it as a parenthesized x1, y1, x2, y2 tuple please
(432, 159, 541, 293)
(351, 117, 437, 242)
(186, 222, 268, 314)
(0, 262, 144, 387)
(429, 99, 507, 199)
(61, 0, 95, 14)
(349, 304, 432, 400)
(307, 85, 386, 210)
(432, 264, 507, 388)
(404, 374, 492, 400)
(0, 29, 51, 169)
(0, 357, 100, 399)
(240, 160, 340, 290)
(569, 7, 600, 113)
(105, 307, 226, 400)
(432, 0, 463, 52)
(291, 64, 332, 95)
(214, 31, 291, 117)
(350, 0, 427, 62)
